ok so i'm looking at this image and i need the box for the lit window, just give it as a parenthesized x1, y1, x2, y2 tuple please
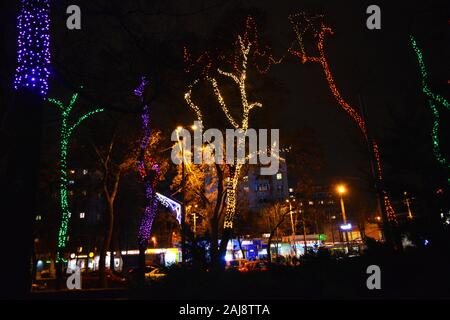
(276, 173, 282, 180)
(83, 169, 88, 175)
(289, 188, 294, 193)
(35, 215, 42, 221)
(80, 212, 85, 219)
(70, 170, 75, 174)
(308, 201, 314, 205)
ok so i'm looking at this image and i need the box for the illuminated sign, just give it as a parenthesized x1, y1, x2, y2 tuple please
(340, 223, 352, 231)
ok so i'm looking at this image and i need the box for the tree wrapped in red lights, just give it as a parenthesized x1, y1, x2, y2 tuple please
(288, 13, 397, 240)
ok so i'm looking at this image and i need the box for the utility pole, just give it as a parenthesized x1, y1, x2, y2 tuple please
(286, 199, 297, 256)
(179, 134, 187, 264)
(302, 210, 307, 256)
(404, 192, 414, 219)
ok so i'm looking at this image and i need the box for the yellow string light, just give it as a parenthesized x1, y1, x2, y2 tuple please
(183, 17, 275, 229)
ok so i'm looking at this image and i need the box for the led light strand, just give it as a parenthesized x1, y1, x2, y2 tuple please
(14, 0, 51, 96)
(289, 13, 367, 138)
(410, 36, 450, 182)
(134, 77, 161, 246)
(48, 92, 104, 261)
(184, 17, 276, 229)
(410, 36, 450, 109)
(289, 13, 397, 223)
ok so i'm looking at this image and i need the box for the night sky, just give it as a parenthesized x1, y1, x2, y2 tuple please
(1, 0, 449, 201)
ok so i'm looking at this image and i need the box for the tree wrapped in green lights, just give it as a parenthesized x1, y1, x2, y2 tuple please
(410, 36, 450, 183)
(48, 91, 104, 261)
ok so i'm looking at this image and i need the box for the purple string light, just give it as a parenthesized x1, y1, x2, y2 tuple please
(14, 0, 51, 96)
(134, 77, 161, 246)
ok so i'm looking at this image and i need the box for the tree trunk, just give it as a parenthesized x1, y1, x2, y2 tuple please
(267, 236, 273, 263)
(99, 200, 114, 288)
(218, 228, 231, 270)
(237, 235, 246, 260)
(137, 244, 146, 287)
(2, 89, 43, 298)
(209, 216, 219, 270)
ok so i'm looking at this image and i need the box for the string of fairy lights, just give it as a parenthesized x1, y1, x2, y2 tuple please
(14, 0, 51, 96)
(16, 1, 445, 257)
(48, 92, 103, 261)
(410, 36, 450, 183)
(183, 17, 278, 229)
(289, 12, 397, 223)
(134, 77, 162, 246)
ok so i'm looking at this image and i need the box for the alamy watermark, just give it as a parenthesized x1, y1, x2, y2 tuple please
(171, 121, 280, 175)
(366, 265, 381, 290)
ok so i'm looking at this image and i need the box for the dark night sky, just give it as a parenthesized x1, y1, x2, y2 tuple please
(1, 0, 449, 203)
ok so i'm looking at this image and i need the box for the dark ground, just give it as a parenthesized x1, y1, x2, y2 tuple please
(30, 248, 450, 300)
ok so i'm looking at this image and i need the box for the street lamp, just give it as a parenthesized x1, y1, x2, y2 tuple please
(285, 199, 298, 257)
(176, 126, 187, 263)
(404, 191, 413, 219)
(336, 184, 351, 245)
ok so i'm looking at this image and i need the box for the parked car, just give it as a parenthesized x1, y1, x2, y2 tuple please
(145, 268, 167, 281)
(226, 259, 247, 271)
(239, 260, 269, 272)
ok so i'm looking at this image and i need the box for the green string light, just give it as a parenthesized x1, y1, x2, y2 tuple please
(48, 92, 104, 262)
(410, 35, 450, 182)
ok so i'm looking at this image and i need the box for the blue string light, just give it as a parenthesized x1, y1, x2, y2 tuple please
(14, 0, 51, 96)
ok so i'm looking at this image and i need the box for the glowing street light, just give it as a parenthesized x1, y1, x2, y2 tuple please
(336, 184, 350, 245)
(337, 184, 347, 196)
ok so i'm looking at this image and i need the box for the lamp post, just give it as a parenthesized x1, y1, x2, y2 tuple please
(404, 191, 413, 220)
(286, 199, 297, 257)
(176, 126, 187, 263)
(337, 184, 350, 246)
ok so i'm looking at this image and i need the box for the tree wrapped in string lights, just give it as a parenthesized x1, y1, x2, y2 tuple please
(410, 36, 450, 184)
(184, 17, 281, 230)
(14, 0, 51, 96)
(134, 78, 161, 249)
(48, 92, 104, 261)
(288, 13, 398, 227)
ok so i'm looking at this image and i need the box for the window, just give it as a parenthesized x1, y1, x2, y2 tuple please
(79, 212, 85, 219)
(276, 173, 282, 180)
(82, 169, 88, 175)
(35, 215, 42, 221)
(289, 188, 294, 193)
(308, 201, 314, 205)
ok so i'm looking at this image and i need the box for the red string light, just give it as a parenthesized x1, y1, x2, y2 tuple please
(289, 13, 397, 224)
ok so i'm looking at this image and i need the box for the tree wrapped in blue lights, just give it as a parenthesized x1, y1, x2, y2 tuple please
(48, 92, 104, 261)
(14, 0, 51, 96)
